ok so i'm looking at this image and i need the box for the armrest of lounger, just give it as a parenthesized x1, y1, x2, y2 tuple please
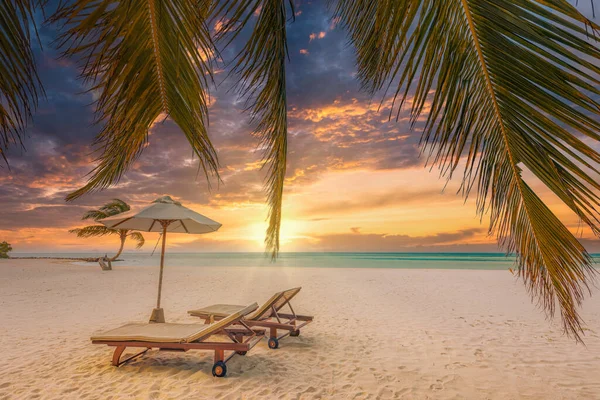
(276, 313, 314, 321)
(188, 304, 248, 320)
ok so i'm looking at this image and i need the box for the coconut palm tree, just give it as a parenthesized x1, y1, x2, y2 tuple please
(69, 199, 145, 261)
(2, 1, 600, 339)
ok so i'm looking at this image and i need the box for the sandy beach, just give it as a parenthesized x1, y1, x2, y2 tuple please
(1, 259, 599, 399)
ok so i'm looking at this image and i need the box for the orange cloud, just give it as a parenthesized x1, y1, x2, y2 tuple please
(309, 31, 326, 41)
(290, 98, 375, 123)
(243, 160, 263, 171)
(300, 49, 309, 55)
(329, 17, 340, 31)
(213, 19, 229, 35)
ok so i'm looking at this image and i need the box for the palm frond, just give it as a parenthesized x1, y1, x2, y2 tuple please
(53, 0, 219, 201)
(334, 0, 600, 340)
(81, 209, 109, 221)
(99, 198, 130, 215)
(214, 0, 293, 259)
(81, 198, 131, 221)
(0, 0, 43, 165)
(69, 225, 116, 238)
(128, 231, 145, 249)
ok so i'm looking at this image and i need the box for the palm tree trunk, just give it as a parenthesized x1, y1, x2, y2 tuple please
(110, 234, 126, 261)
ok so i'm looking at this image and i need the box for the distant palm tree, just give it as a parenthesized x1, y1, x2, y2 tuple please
(0, 241, 12, 259)
(69, 199, 145, 261)
(2, 1, 600, 339)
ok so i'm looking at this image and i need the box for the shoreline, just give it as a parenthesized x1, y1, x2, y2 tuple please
(8, 258, 600, 273)
(9, 256, 123, 263)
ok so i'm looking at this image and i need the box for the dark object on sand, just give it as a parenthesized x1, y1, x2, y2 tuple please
(98, 255, 112, 271)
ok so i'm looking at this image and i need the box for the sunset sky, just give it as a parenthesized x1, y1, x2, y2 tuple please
(2, 1, 599, 254)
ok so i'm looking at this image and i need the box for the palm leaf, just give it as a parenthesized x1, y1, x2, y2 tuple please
(334, 0, 600, 340)
(69, 225, 116, 238)
(99, 198, 130, 215)
(213, 0, 293, 259)
(0, 0, 43, 165)
(52, 0, 219, 200)
(128, 231, 145, 249)
(82, 209, 110, 221)
(73, 199, 136, 246)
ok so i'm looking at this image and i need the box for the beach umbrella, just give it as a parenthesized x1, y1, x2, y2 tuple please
(100, 196, 222, 323)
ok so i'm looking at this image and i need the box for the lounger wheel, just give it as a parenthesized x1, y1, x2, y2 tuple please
(268, 337, 279, 349)
(236, 351, 247, 356)
(290, 330, 300, 337)
(212, 361, 227, 377)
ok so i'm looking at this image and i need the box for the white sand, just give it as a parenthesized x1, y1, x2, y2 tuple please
(1, 259, 599, 400)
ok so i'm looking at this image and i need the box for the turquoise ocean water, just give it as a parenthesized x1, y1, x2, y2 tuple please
(11, 252, 600, 270)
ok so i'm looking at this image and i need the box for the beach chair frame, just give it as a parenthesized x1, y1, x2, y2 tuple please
(257, 301, 313, 349)
(189, 288, 313, 349)
(93, 307, 264, 377)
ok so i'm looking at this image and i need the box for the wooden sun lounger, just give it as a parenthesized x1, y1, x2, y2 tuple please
(188, 287, 313, 350)
(91, 303, 264, 377)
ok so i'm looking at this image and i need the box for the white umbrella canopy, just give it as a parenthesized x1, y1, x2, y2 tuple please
(101, 196, 222, 323)
(101, 196, 221, 233)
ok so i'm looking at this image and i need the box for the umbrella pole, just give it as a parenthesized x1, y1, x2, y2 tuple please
(150, 221, 169, 323)
(157, 225, 167, 308)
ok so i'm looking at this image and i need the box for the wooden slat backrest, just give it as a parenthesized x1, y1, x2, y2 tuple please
(250, 287, 302, 320)
(187, 302, 258, 342)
